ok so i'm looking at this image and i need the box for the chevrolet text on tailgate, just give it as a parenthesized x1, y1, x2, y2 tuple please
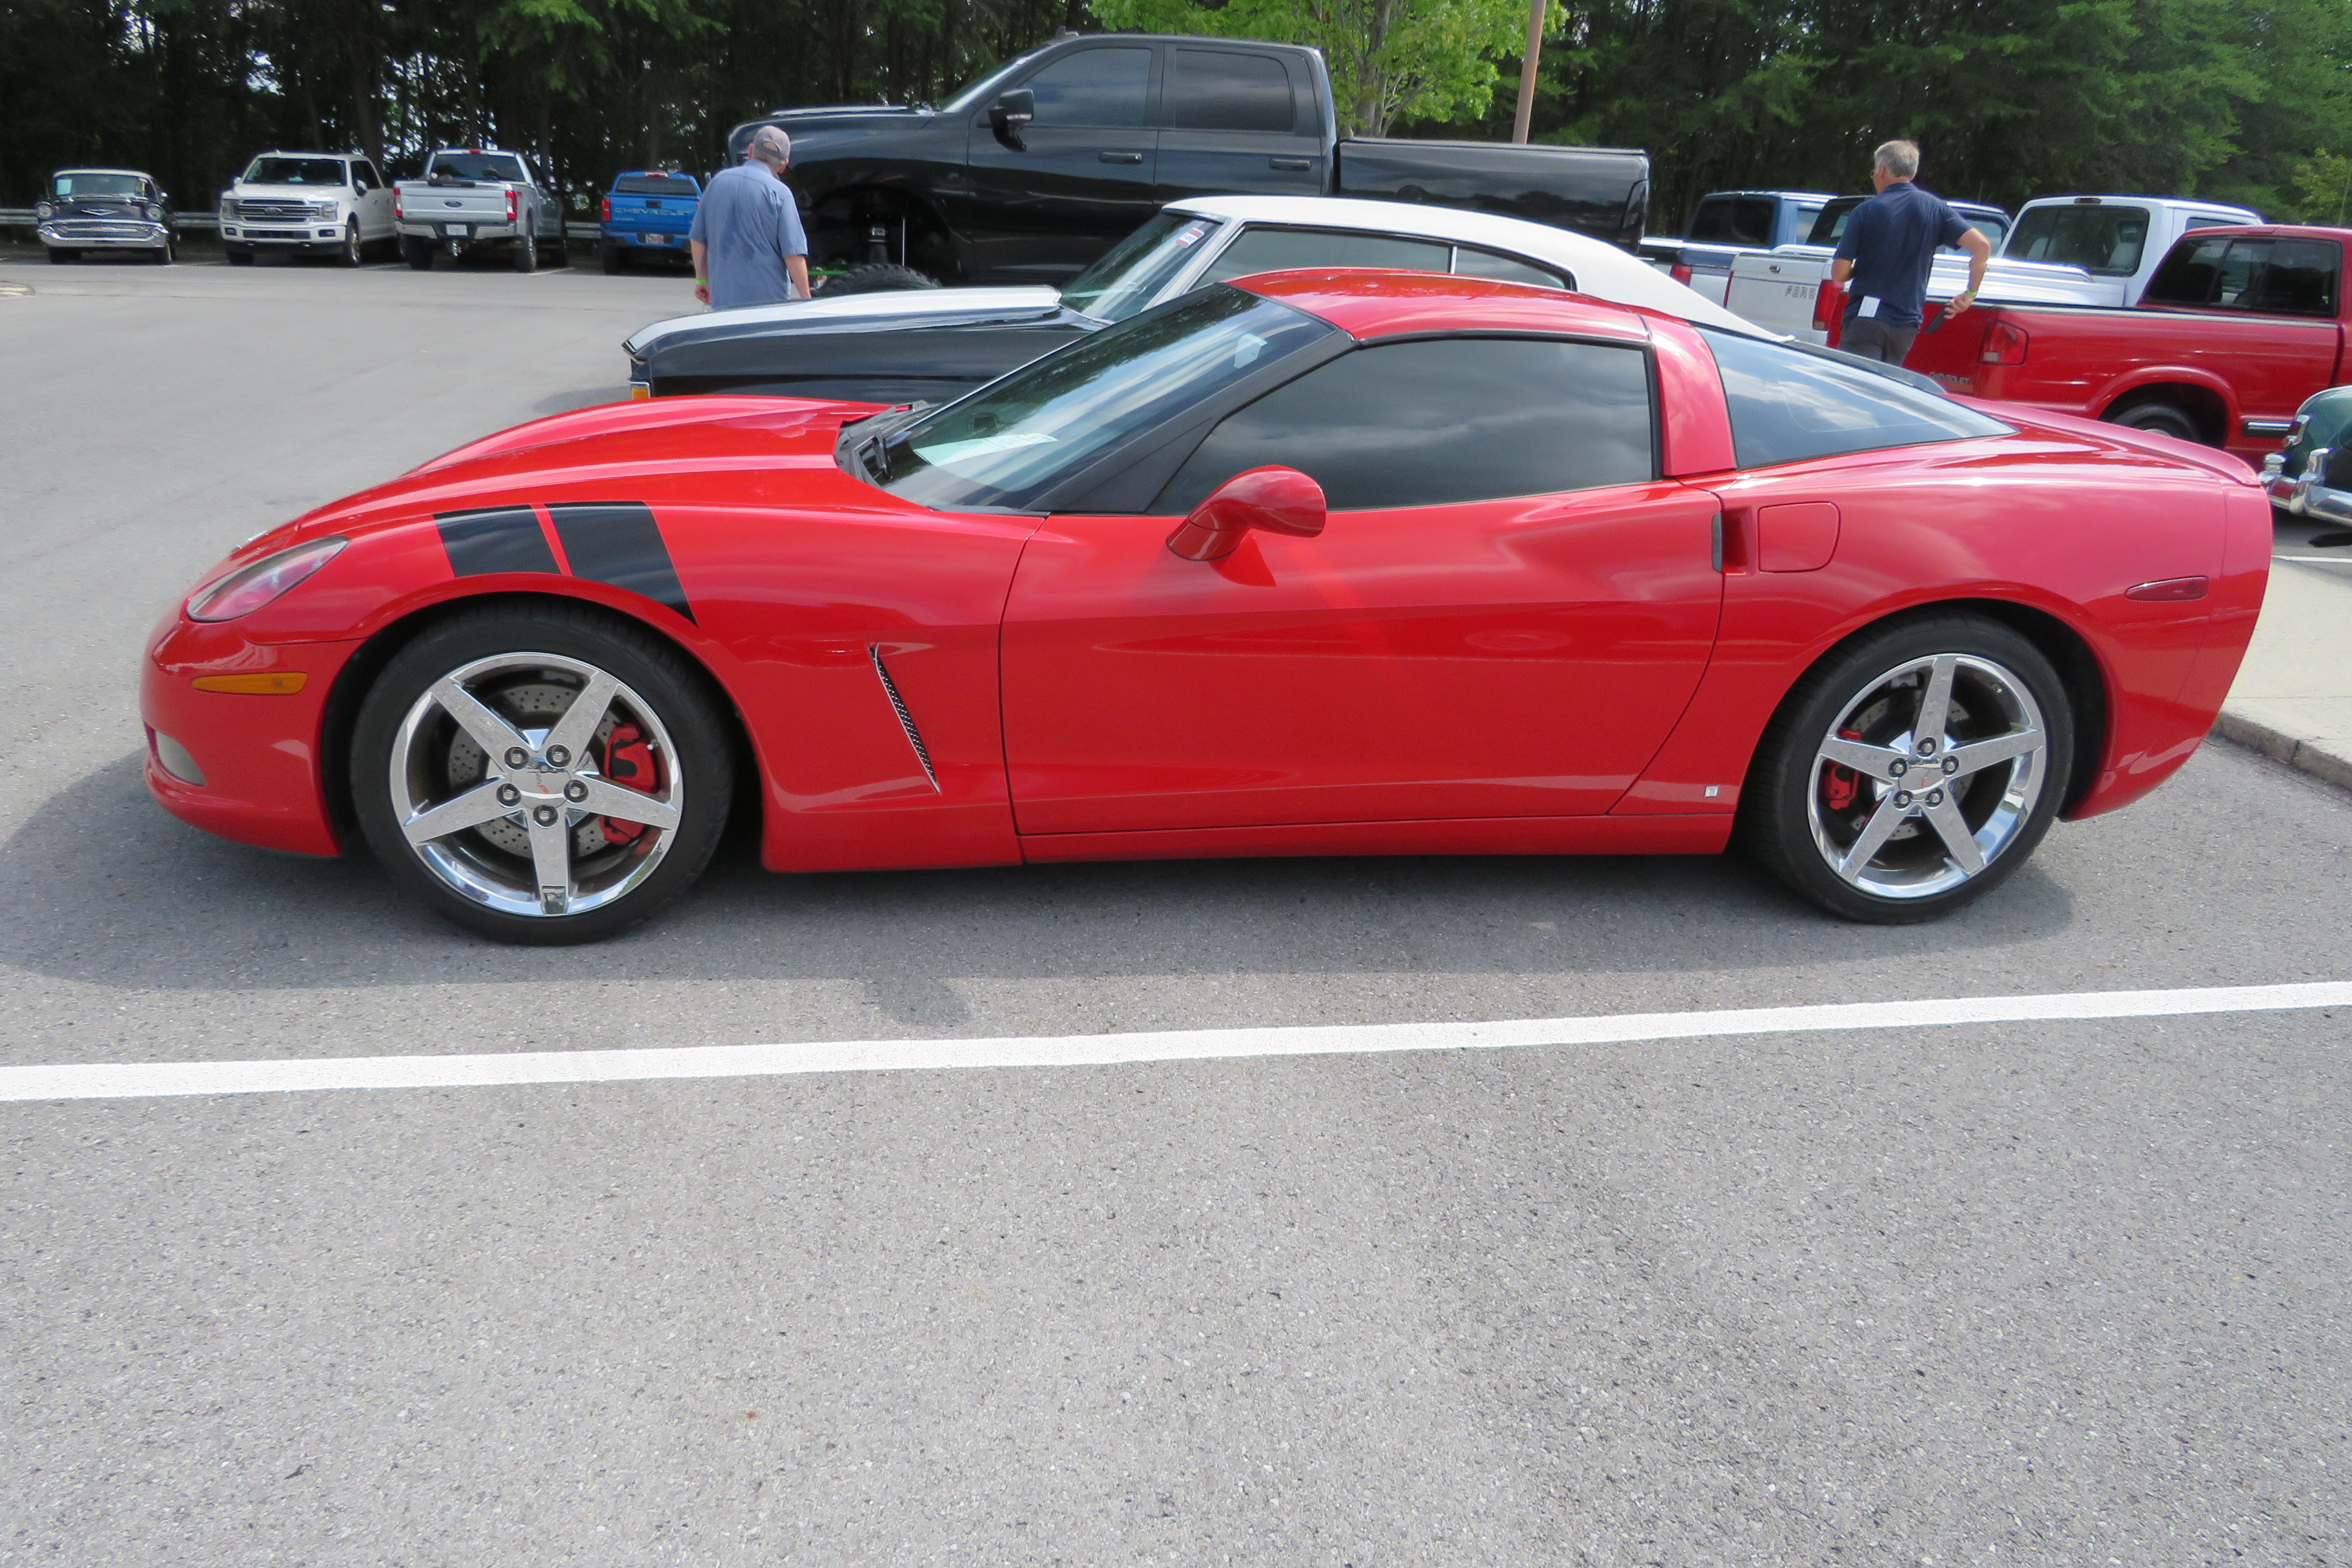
(1904, 224, 2351, 464)
(723, 33, 1650, 286)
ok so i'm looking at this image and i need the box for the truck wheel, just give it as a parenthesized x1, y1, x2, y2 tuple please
(2104, 398, 2202, 444)
(225, 246, 253, 266)
(601, 242, 627, 275)
(46, 248, 77, 264)
(401, 236, 433, 271)
(542, 230, 569, 268)
(816, 262, 941, 297)
(153, 239, 175, 264)
(513, 230, 538, 273)
(335, 220, 362, 267)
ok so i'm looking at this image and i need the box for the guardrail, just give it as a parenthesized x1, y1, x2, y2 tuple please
(4, 208, 614, 253)
(4, 209, 602, 235)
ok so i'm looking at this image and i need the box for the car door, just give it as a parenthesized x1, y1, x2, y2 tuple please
(2146, 235, 2344, 438)
(1153, 45, 1326, 201)
(353, 160, 393, 239)
(1000, 332, 1726, 834)
(963, 43, 1161, 285)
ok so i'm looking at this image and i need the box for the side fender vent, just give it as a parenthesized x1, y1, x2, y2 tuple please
(868, 644, 940, 792)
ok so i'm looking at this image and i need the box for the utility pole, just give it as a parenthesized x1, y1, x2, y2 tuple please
(1511, 0, 1545, 144)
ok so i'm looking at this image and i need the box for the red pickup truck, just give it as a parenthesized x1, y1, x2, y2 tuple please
(1888, 224, 2350, 466)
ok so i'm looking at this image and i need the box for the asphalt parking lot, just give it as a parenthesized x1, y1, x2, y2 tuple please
(3, 253, 2349, 1565)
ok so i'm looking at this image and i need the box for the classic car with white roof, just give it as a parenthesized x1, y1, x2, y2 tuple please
(34, 168, 176, 263)
(622, 195, 1767, 403)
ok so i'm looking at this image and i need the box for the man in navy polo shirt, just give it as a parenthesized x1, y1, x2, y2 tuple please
(1830, 140, 1992, 364)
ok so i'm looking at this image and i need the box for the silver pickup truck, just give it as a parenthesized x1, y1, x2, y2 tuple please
(393, 148, 568, 271)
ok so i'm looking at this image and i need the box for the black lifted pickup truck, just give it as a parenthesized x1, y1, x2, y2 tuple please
(727, 33, 1650, 286)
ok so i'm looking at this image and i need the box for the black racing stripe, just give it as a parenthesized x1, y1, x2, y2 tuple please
(547, 502, 694, 623)
(436, 506, 558, 577)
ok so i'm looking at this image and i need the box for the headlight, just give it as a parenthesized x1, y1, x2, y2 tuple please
(34, 202, 51, 219)
(186, 537, 347, 622)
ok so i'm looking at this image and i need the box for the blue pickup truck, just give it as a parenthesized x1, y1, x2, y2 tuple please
(599, 171, 700, 272)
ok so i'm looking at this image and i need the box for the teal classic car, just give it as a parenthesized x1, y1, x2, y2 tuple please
(2260, 384, 2352, 539)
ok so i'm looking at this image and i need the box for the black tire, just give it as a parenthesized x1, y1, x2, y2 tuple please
(816, 261, 941, 297)
(1739, 613, 2073, 924)
(225, 246, 253, 266)
(601, 241, 627, 275)
(350, 602, 735, 945)
(542, 230, 569, 268)
(513, 230, 538, 272)
(401, 236, 433, 271)
(46, 248, 75, 264)
(335, 220, 361, 267)
(2104, 398, 2202, 444)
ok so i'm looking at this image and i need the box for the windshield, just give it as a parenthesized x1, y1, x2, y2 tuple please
(869, 286, 1335, 511)
(2004, 204, 2151, 276)
(427, 153, 527, 183)
(940, 48, 1048, 115)
(1060, 212, 1224, 321)
(244, 157, 348, 186)
(1805, 196, 2003, 252)
(52, 172, 144, 199)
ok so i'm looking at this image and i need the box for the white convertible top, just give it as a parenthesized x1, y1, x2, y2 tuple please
(623, 193, 1770, 357)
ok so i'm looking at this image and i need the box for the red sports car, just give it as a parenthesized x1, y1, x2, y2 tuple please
(142, 271, 2269, 944)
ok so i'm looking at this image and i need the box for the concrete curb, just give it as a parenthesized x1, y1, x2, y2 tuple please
(2213, 710, 2352, 792)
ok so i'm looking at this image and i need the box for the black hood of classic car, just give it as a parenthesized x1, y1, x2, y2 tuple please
(634, 289, 1098, 403)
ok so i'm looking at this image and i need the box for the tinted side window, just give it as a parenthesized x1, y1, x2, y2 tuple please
(1168, 49, 1295, 132)
(1452, 247, 1570, 289)
(355, 161, 380, 189)
(1200, 227, 1450, 287)
(1702, 328, 2010, 468)
(1156, 337, 1656, 513)
(1689, 197, 1774, 246)
(2241, 238, 2340, 315)
(1025, 47, 1152, 127)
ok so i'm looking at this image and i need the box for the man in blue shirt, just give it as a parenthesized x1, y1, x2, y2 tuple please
(1830, 139, 1992, 364)
(689, 126, 811, 311)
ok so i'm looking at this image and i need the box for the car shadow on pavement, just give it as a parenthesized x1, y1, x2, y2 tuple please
(0, 752, 2078, 1006)
(533, 386, 634, 415)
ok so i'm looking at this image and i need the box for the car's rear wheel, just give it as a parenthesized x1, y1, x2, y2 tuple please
(2105, 398, 2202, 444)
(401, 236, 433, 271)
(513, 230, 538, 272)
(351, 605, 734, 944)
(1741, 614, 2072, 923)
(600, 242, 627, 275)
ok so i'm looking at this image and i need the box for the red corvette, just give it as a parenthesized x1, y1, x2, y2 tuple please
(142, 270, 2269, 943)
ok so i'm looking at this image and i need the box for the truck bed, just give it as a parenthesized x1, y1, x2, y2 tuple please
(1904, 299, 2343, 462)
(1333, 139, 1647, 250)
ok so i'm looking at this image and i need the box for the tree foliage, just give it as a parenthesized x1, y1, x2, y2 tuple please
(1094, 0, 1542, 134)
(2, 0, 2347, 232)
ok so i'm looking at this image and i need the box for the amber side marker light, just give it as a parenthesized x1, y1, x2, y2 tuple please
(631, 383, 652, 400)
(192, 672, 309, 695)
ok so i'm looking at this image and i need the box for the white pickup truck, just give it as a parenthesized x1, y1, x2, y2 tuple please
(218, 151, 395, 266)
(393, 148, 569, 271)
(1723, 192, 2264, 342)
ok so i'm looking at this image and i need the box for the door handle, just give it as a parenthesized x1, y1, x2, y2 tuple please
(1099, 150, 1144, 164)
(1269, 156, 1313, 171)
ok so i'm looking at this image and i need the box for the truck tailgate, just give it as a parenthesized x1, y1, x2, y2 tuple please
(610, 195, 694, 237)
(404, 185, 509, 219)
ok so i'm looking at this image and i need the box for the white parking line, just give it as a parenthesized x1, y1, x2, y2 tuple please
(3, 982, 2347, 1104)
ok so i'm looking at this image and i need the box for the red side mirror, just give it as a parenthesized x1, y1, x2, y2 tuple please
(1165, 467, 1327, 562)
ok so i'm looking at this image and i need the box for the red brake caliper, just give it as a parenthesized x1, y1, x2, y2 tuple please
(597, 723, 663, 847)
(1822, 726, 1862, 813)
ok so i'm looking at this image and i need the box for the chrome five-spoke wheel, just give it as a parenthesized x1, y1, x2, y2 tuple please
(1808, 652, 2048, 899)
(1744, 615, 2073, 923)
(389, 652, 683, 917)
(353, 605, 732, 943)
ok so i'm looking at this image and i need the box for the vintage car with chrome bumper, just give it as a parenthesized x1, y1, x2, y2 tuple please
(2264, 440, 2352, 523)
(2259, 385, 2352, 516)
(35, 167, 176, 261)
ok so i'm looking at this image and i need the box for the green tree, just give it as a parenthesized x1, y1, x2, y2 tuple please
(1092, 0, 1540, 134)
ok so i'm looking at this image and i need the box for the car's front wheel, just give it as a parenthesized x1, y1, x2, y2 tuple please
(351, 604, 734, 944)
(1741, 615, 2072, 923)
(336, 220, 361, 267)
